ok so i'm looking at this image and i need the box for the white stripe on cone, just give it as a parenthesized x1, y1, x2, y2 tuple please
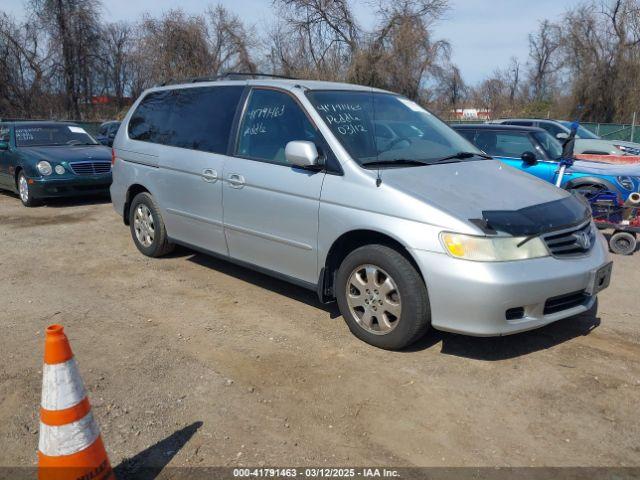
(41, 358, 86, 411)
(39, 412, 100, 457)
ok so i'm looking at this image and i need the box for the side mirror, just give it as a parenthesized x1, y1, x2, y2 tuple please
(0, 141, 9, 150)
(556, 132, 569, 140)
(285, 141, 321, 169)
(521, 151, 538, 164)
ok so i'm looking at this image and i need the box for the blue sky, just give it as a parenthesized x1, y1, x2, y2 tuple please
(2, 0, 580, 84)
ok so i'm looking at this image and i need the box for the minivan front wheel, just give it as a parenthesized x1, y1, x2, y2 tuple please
(336, 245, 430, 350)
(129, 192, 174, 257)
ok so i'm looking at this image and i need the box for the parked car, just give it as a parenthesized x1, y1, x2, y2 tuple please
(0, 121, 112, 207)
(452, 124, 640, 200)
(95, 121, 121, 147)
(111, 78, 612, 350)
(489, 118, 640, 156)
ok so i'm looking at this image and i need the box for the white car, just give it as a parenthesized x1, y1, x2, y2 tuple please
(489, 119, 640, 156)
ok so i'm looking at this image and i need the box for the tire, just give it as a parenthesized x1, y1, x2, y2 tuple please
(566, 183, 606, 200)
(17, 171, 40, 207)
(335, 244, 430, 350)
(609, 231, 637, 255)
(129, 192, 174, 257)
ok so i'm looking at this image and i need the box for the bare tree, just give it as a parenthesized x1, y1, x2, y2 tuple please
(0, 13, 52, 117)
(433, 62, 466, 114)
(101, 22, 132, 108)
(527, 20, 561, 101)
(30, 0, 103, 118)
(561, 0, 640, 121)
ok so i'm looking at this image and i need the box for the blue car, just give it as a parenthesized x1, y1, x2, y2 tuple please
(452, 124, 640, 200)
(0, 121, 112, 207)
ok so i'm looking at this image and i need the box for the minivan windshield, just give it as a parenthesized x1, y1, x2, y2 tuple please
(306, 91, 482, 167)
(14, 124, 99, 147)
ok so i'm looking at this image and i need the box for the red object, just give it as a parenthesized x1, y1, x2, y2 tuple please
(575, 154, 640, 165)
(111, 148, 116, 166)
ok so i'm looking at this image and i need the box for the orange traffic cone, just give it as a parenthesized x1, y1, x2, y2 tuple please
(38, 324, 115, 480)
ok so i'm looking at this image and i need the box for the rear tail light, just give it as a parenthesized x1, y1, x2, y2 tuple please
(111, 148, 116, 166)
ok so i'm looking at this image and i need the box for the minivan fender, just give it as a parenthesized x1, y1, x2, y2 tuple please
(317, 229, 423, 303)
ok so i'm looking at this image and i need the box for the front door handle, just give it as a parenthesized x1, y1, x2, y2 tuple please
(227, 173, 245, 189)
(202, 168, 218, 183)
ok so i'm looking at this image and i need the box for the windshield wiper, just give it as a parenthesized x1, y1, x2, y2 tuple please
(431, 151, 491, 164)
(361, 159, 430, 168)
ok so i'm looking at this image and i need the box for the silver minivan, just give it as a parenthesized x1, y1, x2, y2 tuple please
(110, 78, 612, 350)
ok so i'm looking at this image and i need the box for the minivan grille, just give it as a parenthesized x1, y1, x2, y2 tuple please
(544, 290, 588, 315)
(69, 161, 111, 176)
(542, 222, 594, 257)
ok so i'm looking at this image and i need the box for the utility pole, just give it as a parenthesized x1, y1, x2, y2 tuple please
(632, 111, 637, 143)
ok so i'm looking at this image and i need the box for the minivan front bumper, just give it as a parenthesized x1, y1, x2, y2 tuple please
(411, 234, 612, 336)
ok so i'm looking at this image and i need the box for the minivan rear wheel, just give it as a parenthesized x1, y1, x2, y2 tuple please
(129, 192, 174, 257)
(335, 244, 430, 350)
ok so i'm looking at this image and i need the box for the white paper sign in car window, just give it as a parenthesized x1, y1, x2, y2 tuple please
(68, 126, 87, 134)
(397, 98, 430, 114)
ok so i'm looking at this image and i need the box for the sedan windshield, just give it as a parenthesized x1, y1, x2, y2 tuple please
(306, 91, 482, 166)
(15, 124, 98, 147)
(533, 131, 563, 160)
(559, 121, 599, 140)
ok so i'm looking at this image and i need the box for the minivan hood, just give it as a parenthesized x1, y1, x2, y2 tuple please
(20, 145, 111, 163)
(379, 159, 572, 225)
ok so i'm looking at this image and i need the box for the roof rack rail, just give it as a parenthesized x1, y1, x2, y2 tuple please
(157, 71, 297, 87)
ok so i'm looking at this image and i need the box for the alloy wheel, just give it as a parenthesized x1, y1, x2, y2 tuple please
(346, 264, 402, 335)
(133, 204, 155, 247)
(18, 175, 29, 203)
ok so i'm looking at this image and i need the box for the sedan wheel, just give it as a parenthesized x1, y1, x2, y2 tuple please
(18, 174, 29, 203)
(18, 172, 39, 207)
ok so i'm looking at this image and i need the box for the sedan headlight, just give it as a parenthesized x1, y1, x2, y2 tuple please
(616, 176, 634, 191)
(440, 232, 549, 261)
(37, 161, 52, 176)
(54, 165, 65, 175)
(614, 145, 640, 156)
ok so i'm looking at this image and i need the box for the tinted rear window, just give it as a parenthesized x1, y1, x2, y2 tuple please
(128, 90, 176, 144)
(128, 86, 244, 154)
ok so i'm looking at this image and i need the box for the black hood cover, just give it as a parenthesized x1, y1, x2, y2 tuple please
(472, 194, 591, 237)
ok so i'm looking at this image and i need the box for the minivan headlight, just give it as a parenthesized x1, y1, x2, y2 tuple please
(440, 232, 549, 261)
(37, 161, 52, 176)
(616, 176, 634, 191)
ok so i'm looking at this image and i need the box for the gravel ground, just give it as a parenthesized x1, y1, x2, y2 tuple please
(0, 191, 639, 471)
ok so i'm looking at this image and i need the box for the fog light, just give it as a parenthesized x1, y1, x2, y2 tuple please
(55, 165, 65, 175)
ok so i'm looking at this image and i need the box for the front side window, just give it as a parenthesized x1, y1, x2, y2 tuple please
(237, 89, 319, 165)
(14, 124, 98, 147)
(306, 91, 481, 166)
(533, 131, 563, 160)
(473, 131, 538, 158)
(538, 122, 565, 138)
(456, 129, 477, 143)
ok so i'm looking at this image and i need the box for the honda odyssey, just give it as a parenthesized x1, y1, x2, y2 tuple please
(110, 77, 612, 350)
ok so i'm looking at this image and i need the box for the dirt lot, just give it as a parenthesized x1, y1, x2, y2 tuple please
(1, 191, 639, 471)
